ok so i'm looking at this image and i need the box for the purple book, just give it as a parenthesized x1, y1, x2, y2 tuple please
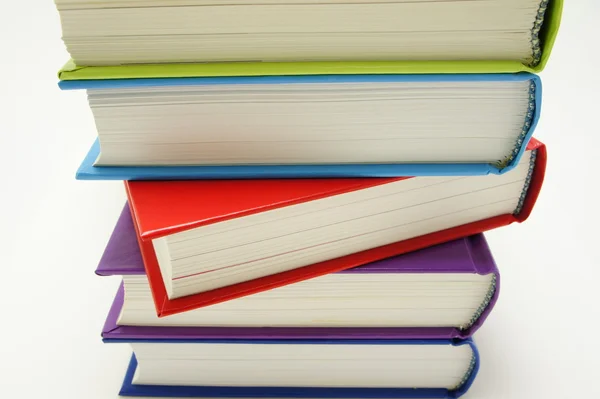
(99, 205, 500, 341)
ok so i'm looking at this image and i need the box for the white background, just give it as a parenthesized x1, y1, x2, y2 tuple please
(1, 1, 599, 398)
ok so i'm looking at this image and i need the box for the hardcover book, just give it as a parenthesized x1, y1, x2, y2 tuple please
(62, 73, 542, 180)
(115, 339, 479, 399)
(98, 205, 500, 340)
(123, 139, 545, 317)
(56, 0, 562, 72)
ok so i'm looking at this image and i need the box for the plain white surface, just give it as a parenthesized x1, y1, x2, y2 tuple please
(0, 1, 599, 398)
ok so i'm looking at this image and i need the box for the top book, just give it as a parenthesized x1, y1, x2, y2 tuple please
(55, 0, 562, 72)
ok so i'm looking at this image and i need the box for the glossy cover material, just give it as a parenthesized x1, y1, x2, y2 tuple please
(118, 339, 479, 398)
(71, 73, 541, 180)
(97, 207, 499, 340)
(58, 0, 562, 81)
(125, 139, 544, 317)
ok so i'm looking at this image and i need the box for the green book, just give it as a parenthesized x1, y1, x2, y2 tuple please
(57, 0, 562, 81)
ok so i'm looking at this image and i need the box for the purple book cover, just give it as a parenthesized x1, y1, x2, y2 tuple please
(100, 205, 500, 341)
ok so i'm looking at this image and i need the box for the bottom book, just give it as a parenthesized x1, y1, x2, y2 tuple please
(116, 338, 479, 398)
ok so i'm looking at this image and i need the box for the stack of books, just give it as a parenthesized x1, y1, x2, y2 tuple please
(55, 0, 563, 397)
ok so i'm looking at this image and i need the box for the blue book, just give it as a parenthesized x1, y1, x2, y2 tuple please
(116, 338, 479, 398)
(61, 73, 541, 181)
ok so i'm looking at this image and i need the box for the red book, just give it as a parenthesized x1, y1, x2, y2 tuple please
(126, 138, 546, 317)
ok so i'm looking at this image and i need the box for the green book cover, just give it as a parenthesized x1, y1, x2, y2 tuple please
(57, 0, 562, 81)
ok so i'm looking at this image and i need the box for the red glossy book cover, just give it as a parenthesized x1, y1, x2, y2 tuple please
(125, 138, 546, 317)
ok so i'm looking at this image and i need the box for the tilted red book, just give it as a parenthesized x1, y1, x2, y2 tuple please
(125, 138, 546, 317)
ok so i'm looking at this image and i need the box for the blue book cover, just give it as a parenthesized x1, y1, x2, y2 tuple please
(117, 338, 479, 398)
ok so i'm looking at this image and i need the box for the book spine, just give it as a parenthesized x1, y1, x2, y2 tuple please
(463, 274, 498, 331)
(450, 339, 480, 398)
(531, 0, 552, 67)
(497, 75, 541, 175)
(456, 235, 500, 337)
(498, 79, 539, 170)
(515, 141, 546, 222)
